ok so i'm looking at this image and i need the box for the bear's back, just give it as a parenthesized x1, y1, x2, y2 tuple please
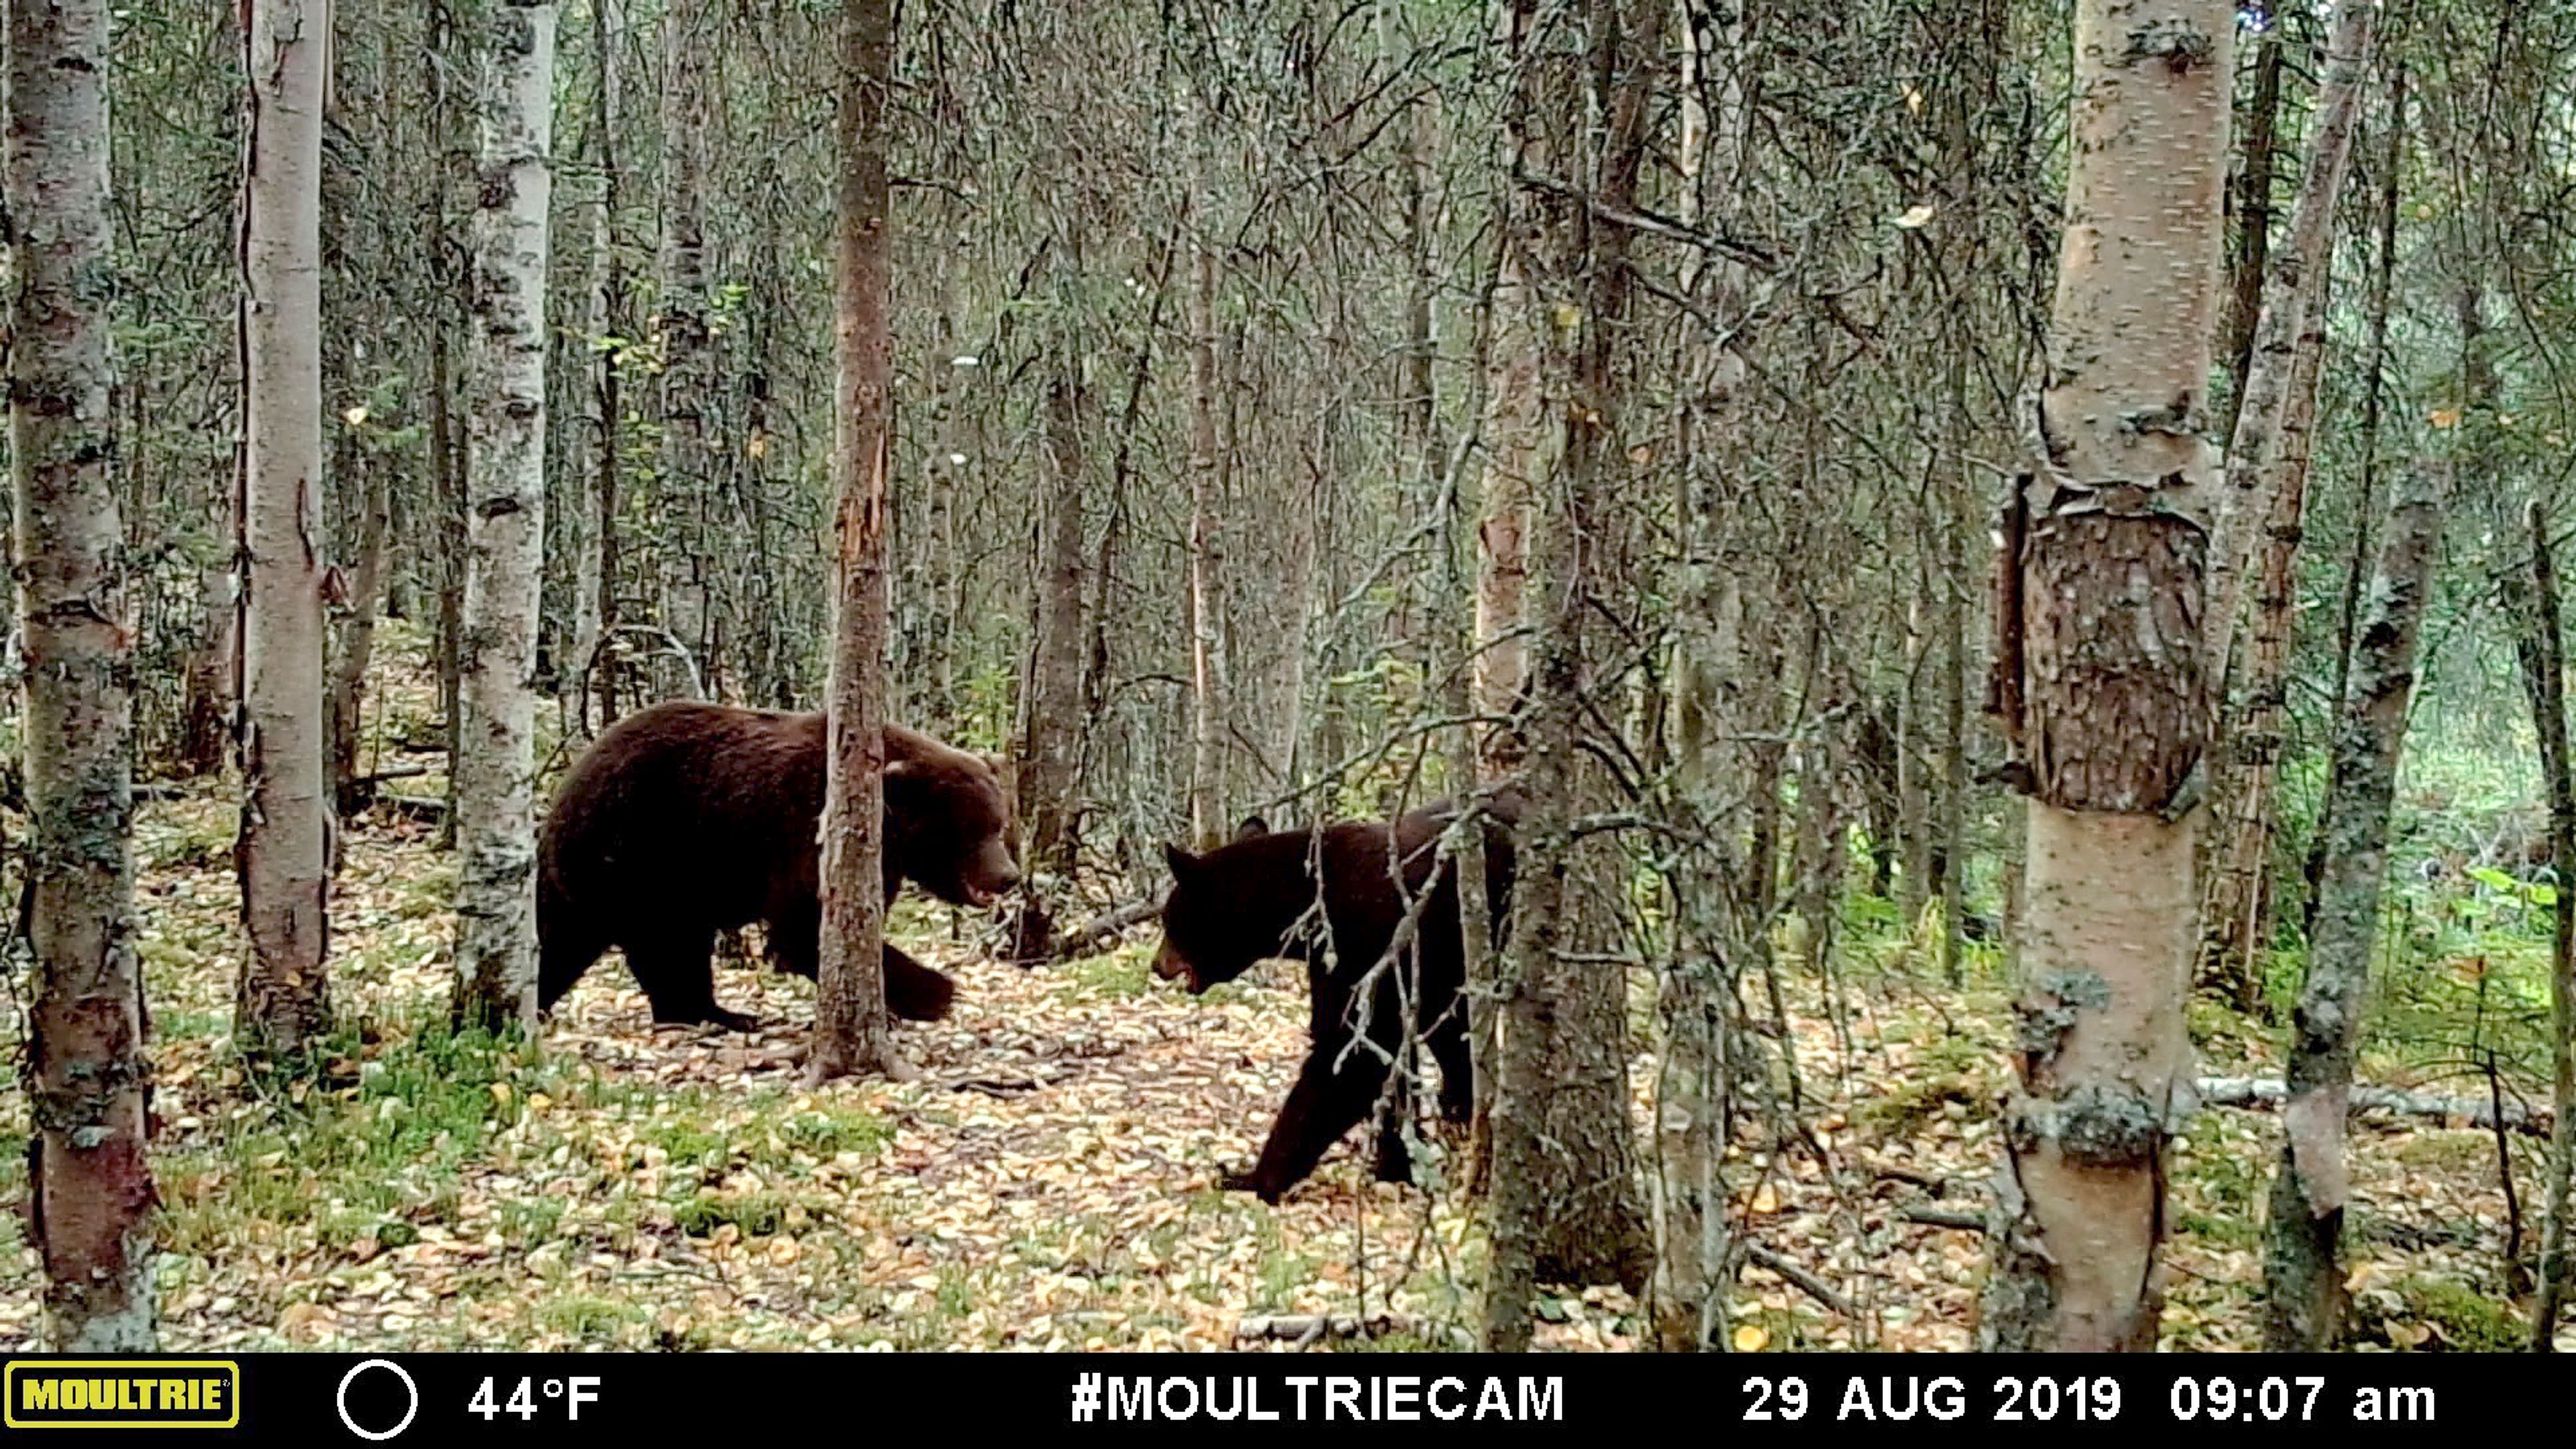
(541, 702, 827, 913)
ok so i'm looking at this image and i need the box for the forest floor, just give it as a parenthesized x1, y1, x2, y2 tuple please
(1, 631, 2566, 1352)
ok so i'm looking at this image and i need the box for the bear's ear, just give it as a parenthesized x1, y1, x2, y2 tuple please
(1162, 842, 1199, 883)
(1232, 815, 1270, 842)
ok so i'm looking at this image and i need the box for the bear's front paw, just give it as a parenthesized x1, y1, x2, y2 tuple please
(1219, 1168, 1285, 1205)
(705, 1007, 762, 1033)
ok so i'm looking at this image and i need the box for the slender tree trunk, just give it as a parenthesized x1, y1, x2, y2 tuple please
(1650, 0, 1750, 1350)
(1473, 244, 1540, 780)
(1980, 0, 2231, 1352)
(810, 0, 900, 1083)
(2200, 332, 2323, 1006)
(235, 0, 335, 1061)
(422, 0, 465, 845)
(2203, 0, 2377, 669)
(2521, 501, 2576, 1350)
(657, 0, 714, 699)
(1394, 50, 1439, 652)
(451, 0, 557, 1032)
(1937, 526, 1968, 984)
(2304, 65, 2406, 941)
(1184, 235, 1228, 847)
(178, 504, 240, 778)
(563, 0, 621, 734)
(2222, 28, 2284, 437)
(2259, 461, 2450, 1348)
(8, 0, 155, 1348)
(1022, 376, 1086, 879)
(1897, 594, 1930, 924)
(327, 437, 390, 815)
(584, 0, 626, 729)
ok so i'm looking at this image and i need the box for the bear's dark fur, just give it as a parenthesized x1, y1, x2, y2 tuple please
(1152, 793, 1518, 1202)
(537, 701, 1019, 1031)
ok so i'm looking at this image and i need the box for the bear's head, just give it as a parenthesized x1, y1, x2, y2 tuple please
(885, 740, 1021, 909)
(1152, 816, 1281, 994)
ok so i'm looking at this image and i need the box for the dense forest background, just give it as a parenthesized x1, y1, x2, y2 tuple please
(7, 0, 2576, 1353)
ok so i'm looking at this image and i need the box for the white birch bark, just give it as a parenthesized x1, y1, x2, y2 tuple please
(451, 0, 557, 1028)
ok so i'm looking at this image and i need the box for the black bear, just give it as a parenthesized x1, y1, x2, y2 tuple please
(537, 701, 1020, 1031)
(1152, 793, 1518, 1202)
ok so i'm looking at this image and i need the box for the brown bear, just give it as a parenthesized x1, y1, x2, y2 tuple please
(1152, 792, 1519, 1202)
(537, 700, 1020, 1031)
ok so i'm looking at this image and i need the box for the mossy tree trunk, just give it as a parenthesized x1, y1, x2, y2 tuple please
(2259, 461, 2448, 1348)
(8, 0, 157, 1350)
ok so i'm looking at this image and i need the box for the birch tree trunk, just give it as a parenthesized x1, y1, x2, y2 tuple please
(2519, 500, 2576, 1350)
(563, 0, 622, 733)
(451, 0, 557, 1032)
(235, 0, 335, 1061)
(1979, 0, 2231, 1352)
(2258, 460, 2449, 1349)
(1184, 235, 1228, 847)
(584, 0, 627, 729)
(1022, 374, 1087, 879)
(657, 0, 714, 695)
(810, 0, 900, 1083)
(8, 0, 156, 1348)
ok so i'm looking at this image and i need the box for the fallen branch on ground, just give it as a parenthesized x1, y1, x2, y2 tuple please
(1744, 1242, 1858, 1316)
(1051, 898, 1160, 959)
(1234, 1313, 1462, 1348)
(2194, 1075, 2555, 1137)
(1899, 1203, 1987, 1231)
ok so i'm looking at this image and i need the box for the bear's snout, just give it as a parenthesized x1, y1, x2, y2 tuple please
(962, 847, 1020, 907)
(1151, 941, 1201, 991)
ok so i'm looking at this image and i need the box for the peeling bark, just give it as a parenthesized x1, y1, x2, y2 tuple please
(1980, 0, 2232, 1353)
(8, 0, 156, 1349)
(810, 0, 900, 1083)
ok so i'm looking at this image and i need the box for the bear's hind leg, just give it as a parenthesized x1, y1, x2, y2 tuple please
(627, 927, 759, 1032)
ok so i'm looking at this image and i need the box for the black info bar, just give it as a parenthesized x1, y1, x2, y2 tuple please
(0, 1352, 2498, 1439)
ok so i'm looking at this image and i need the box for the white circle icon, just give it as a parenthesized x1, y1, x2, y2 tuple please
(335, 1359, 419, 1442)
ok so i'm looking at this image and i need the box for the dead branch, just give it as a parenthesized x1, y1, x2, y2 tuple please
(2195, 1075, 2555, 1138)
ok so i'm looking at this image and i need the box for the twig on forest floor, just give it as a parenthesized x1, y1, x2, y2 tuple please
(1744, 1242, 1858, 1317)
